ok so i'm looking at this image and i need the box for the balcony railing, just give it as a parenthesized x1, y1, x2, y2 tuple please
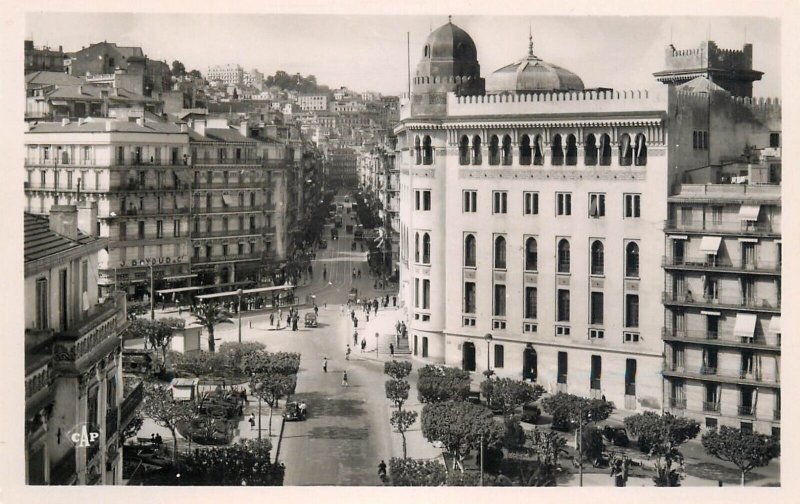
(738, 405, 756, 417)
(700, 365, 717, 375)
(703, 401, 721, 413)
(120, 380, 144, 428)
(664, 219, 779, 235)
(52, 293, 126, 366)
(105, 407, 118, 439)
(669, 397, 687, 409)
(192, 157, 262, 165)
(662, 256, 781, 274)
(192, 252, 262, 264)
(191, 229, 262, 239)
(49, 446, 77, 485)
(661, 291, 781, 312)
(190, 181, 265, 189)
(662, 328, 781, 352)
(193, 205, 267, 214)
(115, 183, 191, 192)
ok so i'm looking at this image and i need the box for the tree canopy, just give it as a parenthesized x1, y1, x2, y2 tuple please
(384, 360, 413, 380)
(265, 70, 323, 94)
(624, 411, 701, 487)
(480, 377, 545, 417)
(385, 379, 410, 411)
(171, 60, 186, 77)
(540, 393, 613, 430)
(701, 426, 780, 486)
(192, 302, 233, 353)
(250, 373, 297, 408)
(417, 365, 471, 403)
(390, 410, 418, 460)
(141, 383, 198, 459)
(179, 439, 285, 485)
(388, 457, 446, 486)
(421, 400, 504, 471)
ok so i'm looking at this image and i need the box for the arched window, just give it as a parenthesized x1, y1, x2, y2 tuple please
(424, 45, 430, 58)
(634, 133, 647, 166)
(599, 134, 612, 166)
(519, 135, 532, 165)
(626, 242, 640, 277)
(464, 234, 476, 267)
(501, 135, 512, 165)
(414, 136, 421, 165)
(619, 134, 632, 166)
(591, 240, 604, 276)
(584, 134, 598, 166)
(494, 235, 507, 269)
(557, 239, 570, 273)
(565, 134, 578, 165)
(422, 233, 431, 264)
(422, 135, 433, 165)
(471, 136, 482, 165)
(533, 134, 544, 165)
(459, 135, 470, 165)
(414, 232, 420, 263)
(551, 134, 564, 166)
(525, 237, 538, 271)
(489, 135, 500, 165)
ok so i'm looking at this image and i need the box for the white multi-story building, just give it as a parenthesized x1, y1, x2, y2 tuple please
(207, 64, 244, 87)
(243, 68, 264, 90)
(394, 21, 779, 415)
(297, 94, 328, 111)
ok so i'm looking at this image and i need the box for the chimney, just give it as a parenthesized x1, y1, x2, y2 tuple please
(136, 117, 145, 127)
(61, 118, 70, 126)
(238, 121, 249, 138)
(180, 123, 188, 133)
(77, 85, 82, 95)
(49, 205, 79, 241)
(77, 201, 98, 237)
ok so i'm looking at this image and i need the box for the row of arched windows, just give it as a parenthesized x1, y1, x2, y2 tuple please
(413, 136, 434, 166)
(456, 133, 647, 167)
(464, 235, 640, 277)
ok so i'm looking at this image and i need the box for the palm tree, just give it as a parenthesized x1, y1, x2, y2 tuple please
(193, 302, 233, 353)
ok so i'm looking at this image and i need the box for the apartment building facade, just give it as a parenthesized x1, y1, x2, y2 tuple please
(207, 64, 244, 87)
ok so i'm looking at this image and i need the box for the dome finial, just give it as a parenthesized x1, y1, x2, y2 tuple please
(528, 23, 534, 57)
(448, 15, 452, 24)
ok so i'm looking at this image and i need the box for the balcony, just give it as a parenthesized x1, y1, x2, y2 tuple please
(191, 229, 263, 239)
(669, 397, 687, 409)
(700, 365, 717, 375)
(120, 379, 143, 429)
(49, 446, 77, 485)
(192, 252, 262, 264)
(664, 219, 779, 236)
(703, 401, 721, 413)
(738, 404, 756, 418)
(114, 207, 190, 218)
(661, 328, 781, 353)
(192, 157, 262, 165)
(662, 256, 781, 275)
(661, 291, 780, 314)
(115, 183, 190, 193)
(662, 366, 780, 389)
(193, 205, 267, 215)
(191, 181, 265, 189)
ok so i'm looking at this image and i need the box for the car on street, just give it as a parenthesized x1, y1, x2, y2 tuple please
(319, 240, 328, 249)
(283, 401, 307, 421)
(304, 313, 318, 327)
(348, 287, 358, 303)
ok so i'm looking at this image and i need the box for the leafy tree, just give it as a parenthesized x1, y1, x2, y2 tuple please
(188, 69, 202, 79)
(390, 410, 418, 459)
(192, 302, 233, 353)
(121, 414, 144, 442)
(502, 415, 526, 452)
(218, 341, 266, 376)
(578, 426, 605, 465)
(701, 426, 780, 486)
(480, 377, 544, 417)
(503, 426, 567, 486)
(141, 383, 197, 460)
(420, 400, 504, 472)
(384, 360, 412, 380)
(126, 318, 184, 372)
(417, 365, 471, 404)
(250, 373, 297, 436)
(171, 60, 186, 77)
(624, 411, 701, 487)
(388, 457, 446, 486)
(170, 350, 224, 377)
(179, 439, 284, 485)
(385, 379, 410, 411)
(540, 393, 613, 431)
(245, 351, 301, 376)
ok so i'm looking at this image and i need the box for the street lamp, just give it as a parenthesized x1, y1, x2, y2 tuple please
(252, 374, 263, 440)
(484, 333, 493, 376)
(375, 332, 380, 357)
(237, 289, 243, 343)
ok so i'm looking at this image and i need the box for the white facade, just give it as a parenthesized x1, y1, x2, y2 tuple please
(207, 64, 244, 87)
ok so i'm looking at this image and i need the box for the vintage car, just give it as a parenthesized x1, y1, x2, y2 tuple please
(348, 287, 358, 303)
(283, 401, 307, 421)
(304, 312, 318, 327)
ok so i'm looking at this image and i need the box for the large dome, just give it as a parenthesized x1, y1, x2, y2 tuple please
(423, 21, 478, 62)
(486, 37, 585, 93)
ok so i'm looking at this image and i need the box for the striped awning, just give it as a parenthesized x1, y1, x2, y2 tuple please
(739, 205, 761, 221)
(733, 313, 758, 339)
(699, 236, 722, 255)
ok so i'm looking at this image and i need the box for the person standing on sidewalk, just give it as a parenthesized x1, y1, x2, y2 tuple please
(353, 330, 359, 346)
(323, 357, 328, 373)
(248, 413, 256, 431)
(346, 344, 352, 361)
(341, 370, 349, 387)
(389, 343, 394, 357)
(361, 338, 366, 353)
(270, 312, 275, 326)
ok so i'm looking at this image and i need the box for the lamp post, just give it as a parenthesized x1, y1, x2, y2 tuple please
(484, 333, 493, 376)
(375, 332, 379, 357)
(252, 374, 262, 440)
(237, 288, 243, 343)
(150, 264, 155, 321)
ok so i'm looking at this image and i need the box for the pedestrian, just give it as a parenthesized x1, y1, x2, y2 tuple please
(341, 370, 349, 387)
(389, 343, 394, 357)
(270, 312, 275, 326)
(353, 330, 359, 345)
(298, 401, 307, 420)
(323, 357, 328, 373)
(248, 413, 256, 431)
(314, 305, 319, 316)
(345, 345, 352, 361)
(155, 433, 163, 446)
(361, 338, 366, 352)
(395, 320, 401, 336)
(366, 312, 370, 322)
(287, 314, 292, 327)
(354, 317, 358, 329)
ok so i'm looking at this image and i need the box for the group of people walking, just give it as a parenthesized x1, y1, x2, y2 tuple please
(268, 306, 301, 331)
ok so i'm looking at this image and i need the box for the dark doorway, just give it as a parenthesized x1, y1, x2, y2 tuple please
(413, 335, 418, 356)
(523, 347, 537, 381)
(462, 342, 476, 372)
(422, 337, 429, 358)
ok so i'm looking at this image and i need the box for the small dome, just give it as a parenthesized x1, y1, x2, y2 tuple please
(422, 20, 478, 62)
(486, 37, 584, 93)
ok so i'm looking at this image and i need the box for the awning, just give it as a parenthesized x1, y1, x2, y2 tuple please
(222, 194, 233, 206)
(174, 171, 192, 183)
(733, 313, 758, 339)
(738, 238, 759, 243)
(700, 310, 721, 316)
(195, 283, 295, 300)
(699, 236, 722, 255)
(670, 235, 688, 240)
(739, 204, 761, 221)
(50, 100, 69, 106)
(163, 273, 198, 281)
(156, 286, 203, 295)
(769, 316, 781, 334)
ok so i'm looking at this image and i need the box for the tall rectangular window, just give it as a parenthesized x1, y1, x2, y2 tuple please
(590, 355, 602, 390)
(156, 220, 163, 238)
(173, 219, 180, 237)
(494, 345, 504, 368)
(589, 193, 605, 217)
(557, 352, 568, 384)
(35, 278, 48, 329)
(590, 292, 604, 325)
(422, 279, 430, 310)
(624, 194, 641, 218)
(415, 190, 420, 210)
(138, 221, 145, 239)
(625, 294, 639, 328)
(524, 192, 539, 215)
(557, 193, 572, 216)
(464, 282, 476, 313)
(423, 190, 431, 211)
(463, 190, 477, 213)
(557, 289, 570, 321)
(524, 286, 537, 319)
(493, 284, 506, 317)
(492, 191, 508, 214)
(625, 359, 637, 396)
(414, 278, 420, 308)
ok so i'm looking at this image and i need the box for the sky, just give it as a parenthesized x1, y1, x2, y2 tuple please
(26, 13, 781, 98)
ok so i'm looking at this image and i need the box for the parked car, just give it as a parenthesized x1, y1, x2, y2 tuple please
(602, 426, 630, 447)
(319, 240, 328, 249)
(304, 313, 318, 327)
(283, 401, 307, 421)
(520, 403, 542, 424)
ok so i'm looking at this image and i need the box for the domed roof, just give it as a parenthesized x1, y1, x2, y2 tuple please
(423, 19, 478, 62)
(486, 36, 585, 93)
